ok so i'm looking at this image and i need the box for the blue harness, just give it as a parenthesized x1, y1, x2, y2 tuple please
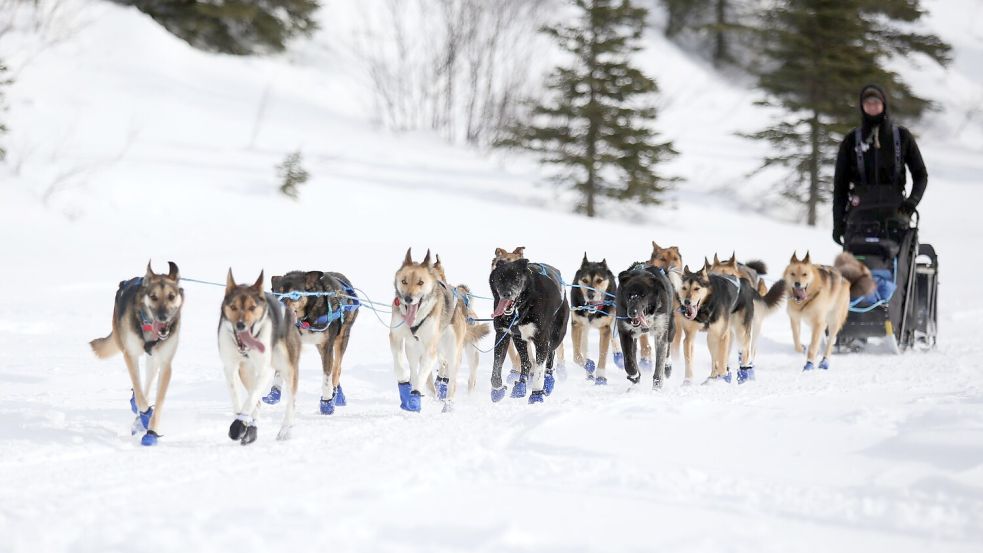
(298, 284, 360, 332)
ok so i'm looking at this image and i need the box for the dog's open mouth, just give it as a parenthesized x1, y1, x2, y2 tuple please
(236, 326, 266, 354)
(792, 286, 808, 303)
(680, 304, 698, 320)
(492, 299, 514, 318)
(630, 316, 646, 328)
(403, 302, 420, 326)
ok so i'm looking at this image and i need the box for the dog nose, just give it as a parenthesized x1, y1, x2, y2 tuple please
(235, 321, 245, 331)
(794, 282, 801, 288)
(682, 298, 691, 306)
(403, 295, 413, 304)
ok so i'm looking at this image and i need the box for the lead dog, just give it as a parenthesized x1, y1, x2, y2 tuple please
(89, 261, 183, 446)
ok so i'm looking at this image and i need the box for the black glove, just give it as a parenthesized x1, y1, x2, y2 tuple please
(832, 224, 845, 245)
(898, 198, 918, 217)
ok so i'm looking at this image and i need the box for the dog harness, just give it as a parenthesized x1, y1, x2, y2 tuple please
(297, 283, 360, 332)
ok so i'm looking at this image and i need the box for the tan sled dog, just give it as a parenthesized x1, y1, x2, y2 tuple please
(89, 261, 183, 446)
(783, 252, 851, 371)
(391, 249, 489, 412)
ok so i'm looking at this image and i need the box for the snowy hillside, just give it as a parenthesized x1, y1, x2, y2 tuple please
(0, 1, 982, 552)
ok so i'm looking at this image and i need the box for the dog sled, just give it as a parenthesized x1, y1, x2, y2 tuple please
(835, 188, 939, 354)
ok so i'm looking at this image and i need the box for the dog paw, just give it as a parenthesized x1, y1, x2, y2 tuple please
(435, 377, 449, 400)
(818, 358, 830, 370)
(441, 400, 454, 414)
(640, 358, 653, 371)
(320, 397, 335, 415)
(402, 391, 422, 412)
(490, 386, 507, 403)
(737, 366, 755, 384)
(262, 386, 281, 405)
(229, 419, 247, 440)
(543, 372, 556, 396)
(594, 376, 608, 386)
(803, 361, 815, 371)
(510, 379, 527, 399)
(240, 425, 258, 446)
(652, 378, 663, 391)
(140, 431, 159, 446)
(584, 359, 596, 376)
(129, 390, 138, 414)
(276, 426, 292, 441)
(506, 370, 521, 385)
(528, 390, 545, 404)
(612, 352, 625, 369)
(334, 385, 347, 407)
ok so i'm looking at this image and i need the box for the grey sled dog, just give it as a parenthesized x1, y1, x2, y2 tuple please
(89, 261, 184, 446)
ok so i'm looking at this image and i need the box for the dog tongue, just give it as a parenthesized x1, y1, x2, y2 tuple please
(794, 288, 808, 302)
(404, 303, 419, 326)
(492, 299, 512, 318)
(236, 330, 266, 353)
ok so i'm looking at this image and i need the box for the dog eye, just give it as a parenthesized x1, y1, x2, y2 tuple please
(167, 293, 175, 301)
(401, 279, 408, 285)
(149, 294, 158, 301)
(248, 306, 256, 312)
(229, 306, 238, 311)
(417, 280, 424, 286)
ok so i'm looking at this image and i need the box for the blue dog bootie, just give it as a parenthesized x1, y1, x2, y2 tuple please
(640, 357, 653, 371)
(129, 389, 138, 414)
(320, 396, 335, 415)
(490, 386, 507, 403)
(803, 361, 815, 371)
(262, 385, 281, 405)
(141, 430, 159, 446)
(506, 370, 521, 385)
(405, 390, 422, 413)
(528, 390, 545, 405)
(543, 371, 556, 396)
(510, 378, 528, 399)
(436, 377, 449, 400)
(594, 375, 608, 386)
(584, 359, 596, 380)
(612, 352, 625, 369)
(818, 358, 830, 370)
(397, 381, 412, 410)
(334, 385, 347, 406)
(737, 366, 756, 384)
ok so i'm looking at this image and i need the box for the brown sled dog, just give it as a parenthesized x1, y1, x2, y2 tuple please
(89, 261, 184, 446)
(834, 252, 877, 299)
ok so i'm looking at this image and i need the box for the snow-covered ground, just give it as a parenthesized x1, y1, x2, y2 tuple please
(0, 1, 981, 551)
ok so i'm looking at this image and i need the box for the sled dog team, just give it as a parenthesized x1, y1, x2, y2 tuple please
(90, 242, 857, 446)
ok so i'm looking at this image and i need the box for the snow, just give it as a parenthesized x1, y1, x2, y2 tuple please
(0, 1, 981, 551)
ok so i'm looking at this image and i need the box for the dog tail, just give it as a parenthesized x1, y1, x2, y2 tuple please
(755, 280, 787, 315)
(90, 333, 120, 359)
(744, 260, 767, 275)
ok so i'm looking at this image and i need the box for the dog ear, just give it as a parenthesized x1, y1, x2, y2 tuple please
(513, 246, 525, 257)
(252, 270, 264, 292)
(226, 268, 236, 293)
(682, 265, 692, 276)
(701, 258, 711, 278)
(651, 241, 660, 253)
(581, 252, 589, 267)
(713, 253, 720, 265)
(403, 248, 413, 267)
(803, 251, 811, 264)
(728, 252, 736, 265)
(167, 261, 180, 281)
(495, 247, 506, 257)
(422, 249, 432, 267)
(271, 275, 282, 291)
(434, 253, 442, 268)
(600, 258, 608, 268)
(790, 251, 800, 264)
(304, 271, 323, 289)
(145, 259, 155, 281)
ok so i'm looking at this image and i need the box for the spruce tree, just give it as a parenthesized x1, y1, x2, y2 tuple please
(501, 0, 677, 218)
(745, 0, 950, 225)
(115, 1, 320, 56)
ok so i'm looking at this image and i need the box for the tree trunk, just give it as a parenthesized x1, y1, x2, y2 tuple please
(712, 0, 728, 68)
(808, 110, 820, 226)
